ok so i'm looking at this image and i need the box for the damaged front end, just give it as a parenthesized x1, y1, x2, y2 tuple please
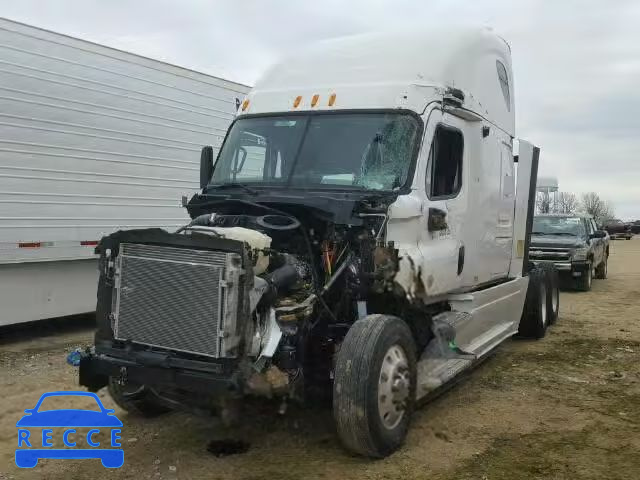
(79, 194, 408, 413)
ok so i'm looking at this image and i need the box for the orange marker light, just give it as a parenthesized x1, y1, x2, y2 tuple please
(293, 96, 302, 108)
(311, 94, 319, 107)
(19, 242, 41, 248)
(241, 99, 250, 111)
(328, 93, 336, 106)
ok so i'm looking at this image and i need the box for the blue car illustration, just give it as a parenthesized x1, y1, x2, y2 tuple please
(16, 391, 124, 468)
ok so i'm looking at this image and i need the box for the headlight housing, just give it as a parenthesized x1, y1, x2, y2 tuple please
(572, 247, 589, 261)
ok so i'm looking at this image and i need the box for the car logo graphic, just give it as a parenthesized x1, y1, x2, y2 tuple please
(15, 391, 124, 468)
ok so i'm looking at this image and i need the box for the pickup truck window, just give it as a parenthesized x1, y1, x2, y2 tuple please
(532, 216, 586, 237)
(209, 112, 420, 191)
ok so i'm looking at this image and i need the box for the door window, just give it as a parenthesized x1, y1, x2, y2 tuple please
(496, 60, 511, 111)
(426, 125, 463, 199)
(584, 218, 595, 239)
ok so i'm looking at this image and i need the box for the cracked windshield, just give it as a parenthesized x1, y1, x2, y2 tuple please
(209, 113, 419, 190)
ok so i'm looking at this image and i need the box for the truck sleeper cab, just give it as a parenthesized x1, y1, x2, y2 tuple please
(79, 28, 558, 458)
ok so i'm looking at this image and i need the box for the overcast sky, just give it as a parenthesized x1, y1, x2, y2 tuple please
(2, 0, 639, 219)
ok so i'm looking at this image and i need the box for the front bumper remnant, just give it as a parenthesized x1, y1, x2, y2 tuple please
(79, 344, 240, 394)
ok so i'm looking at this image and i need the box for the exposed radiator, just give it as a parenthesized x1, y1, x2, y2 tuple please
(112, 243, 241, 358)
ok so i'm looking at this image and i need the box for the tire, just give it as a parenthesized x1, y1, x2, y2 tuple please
(575, 261, 593, 291)
(108, 377, 170, 417)
(536, 263, 560, 324)
(518, 267, 549, 339)
(333, 314, 417, 458)
(595, 256, 608, 279)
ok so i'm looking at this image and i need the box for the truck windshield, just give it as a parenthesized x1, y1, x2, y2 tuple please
(209, 113, 420, 191)
(532, 217, 586, 236)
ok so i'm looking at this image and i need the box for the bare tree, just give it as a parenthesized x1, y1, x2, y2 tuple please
(536, 191, 552, 214)
(557, 192, 578, 214)
(580, 192, 615, 225)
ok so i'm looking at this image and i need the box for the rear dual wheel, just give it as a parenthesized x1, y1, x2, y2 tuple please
(519, 264, 560, 338)
(536, 262, 560, 324)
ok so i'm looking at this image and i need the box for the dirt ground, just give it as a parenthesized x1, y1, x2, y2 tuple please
(1, 239, 639, 480)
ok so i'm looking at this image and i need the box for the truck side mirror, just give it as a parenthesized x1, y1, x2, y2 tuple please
(200, 145, 214, 190)
(428, 208, 448, 232)
(591, 230, 606, 239)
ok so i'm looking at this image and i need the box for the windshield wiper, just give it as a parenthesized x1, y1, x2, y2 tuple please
(206, 183, 258, 195)
(532, 231, 547, 235)
(546, 232, 577, 236)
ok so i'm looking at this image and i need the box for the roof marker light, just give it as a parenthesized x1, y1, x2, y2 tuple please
(328, 93, 336, 106)
(19, 242, 41, 248)
(293, 96, 302, 108)
(241, 99, 250, 111)
(311, 94, 319, 107)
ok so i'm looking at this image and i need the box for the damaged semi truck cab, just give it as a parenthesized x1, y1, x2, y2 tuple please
(80, 28, 556, 458)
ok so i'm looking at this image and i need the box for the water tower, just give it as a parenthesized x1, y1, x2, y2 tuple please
(536, 176, 559, 213)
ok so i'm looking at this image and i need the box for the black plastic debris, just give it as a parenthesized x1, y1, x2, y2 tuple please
(207, 439, 250, 457)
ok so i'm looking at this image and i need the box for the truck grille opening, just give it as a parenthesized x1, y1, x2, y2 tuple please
(113, 243, 239, 358)
(528, 248, 571, 262)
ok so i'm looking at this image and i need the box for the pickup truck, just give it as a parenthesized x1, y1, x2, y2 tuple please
(529, 214, 608, 291)
(604, 220, 633, 240)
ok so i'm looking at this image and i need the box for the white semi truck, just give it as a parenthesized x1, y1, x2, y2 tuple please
(0, 18, 249, 326)
(78, 28, 560, 458)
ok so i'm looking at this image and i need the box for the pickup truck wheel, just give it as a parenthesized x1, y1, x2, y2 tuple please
(107, 377, 170, 417)
(575, 262, 593, 291)
(518, 267, 548, 339)
(333, 314, 416, 458)
(595, 256, 608, 279)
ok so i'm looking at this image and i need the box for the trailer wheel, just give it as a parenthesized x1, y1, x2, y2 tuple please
(575, 261, 593, 291)
(107, 377, 170, 417)
(518, 267, 548, 339)
(333, 314, 416, 458)
(536, 263, 560, 324)
(595, 256, 608, 279)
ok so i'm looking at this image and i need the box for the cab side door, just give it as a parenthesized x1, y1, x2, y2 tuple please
(417, 112, 469, 296)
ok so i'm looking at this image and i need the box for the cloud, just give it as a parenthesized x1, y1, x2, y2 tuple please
(1, 0, 639, 218)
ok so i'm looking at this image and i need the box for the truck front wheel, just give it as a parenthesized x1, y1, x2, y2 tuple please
(333, 314, 417, 458)
(107, 377, 170, 417)
(333, 315, 416, 458)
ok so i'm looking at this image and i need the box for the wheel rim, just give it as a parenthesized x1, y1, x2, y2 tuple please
(551, 283, 558, 314)
(378, 345, 410, 430)
(587, 265, 592, 287)
(540, 282, 547, 326)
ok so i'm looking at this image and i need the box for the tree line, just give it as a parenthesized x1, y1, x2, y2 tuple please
(536, 191, 615, 225)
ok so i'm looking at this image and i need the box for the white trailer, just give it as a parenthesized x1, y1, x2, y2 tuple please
(0, 18, 249, 326)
